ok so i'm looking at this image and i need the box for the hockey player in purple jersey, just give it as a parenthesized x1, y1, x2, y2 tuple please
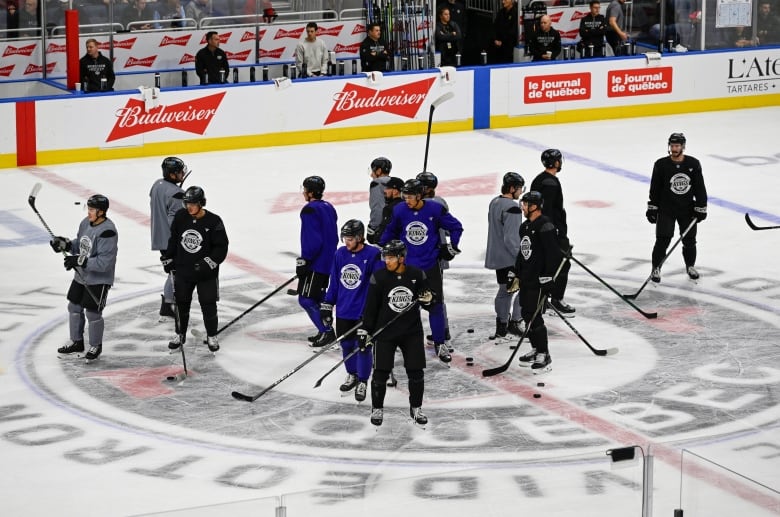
(320, 219, 382, 401)
(296, 176, 339, 347)
(379, 179, 463, 364)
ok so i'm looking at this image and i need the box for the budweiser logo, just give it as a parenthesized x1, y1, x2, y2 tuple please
(179, 53, 196, 65)
(324, 77, 435, 124)
(275, 27, 304, 39)
(24, 62, 56, 74)
(46, 42, 67, 53)
(549, 12, 564, 23)
(352, 24, 365, 35)
(3, 44, 36, 57)
(200, 33, 231, 45)
(241, 29, 267, 42)
(107, 92, 226, 142)
(160, 34, 191, 46)
(259, 47, 285, 59)
(560, 29, 579, 39)
(226, 49, 252, 61)
(570, 10, 589, 21)
(125, 55, 157, 67)
(98, 38, 136, 50)
(0, 64, 14, 77)
(317, 25, 343, 37)
(333, 42, 361, 54)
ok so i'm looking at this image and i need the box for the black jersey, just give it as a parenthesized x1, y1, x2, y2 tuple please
(515, 214, 562, 288)
(166, 208, 229, 281)
(361, 265, 429, 341)
(531, 170, 567, 237)
(649, 155, 707, 216)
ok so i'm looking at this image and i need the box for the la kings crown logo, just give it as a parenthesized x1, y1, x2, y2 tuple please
(670, 172, 692, 194)
(181, 229, 203, 253)
(387, 285, 414, 312)
(405, 221, 429, 245)
(340, 264, 362, 289)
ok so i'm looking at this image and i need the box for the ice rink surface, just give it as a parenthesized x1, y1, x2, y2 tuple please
(1, 107, 779, 516)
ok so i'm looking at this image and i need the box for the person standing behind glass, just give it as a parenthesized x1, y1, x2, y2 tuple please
(295, 22, 330, 77)
(80, 38, 115, 92)
(578, 0, 607, 57)
(195, 31, 229, 85)
(435, 6, 462, 66)
(606, 0, 628, 55)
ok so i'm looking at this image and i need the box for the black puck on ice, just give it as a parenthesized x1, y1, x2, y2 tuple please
(509, 345, 517, 350)
(166, 375, 176, 381)
(467, 328, 474, 333)
(74, 201, 81, 205)
(533, 393, 541, 398)
(465, 356, 473, 362)
(286, 289, 297, 295)
(448, 347, 454, 353)
(537, 382, 545, 387)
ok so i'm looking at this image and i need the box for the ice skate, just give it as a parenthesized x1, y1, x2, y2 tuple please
(158, 295, 175, 322)
(354, 381, 367, 402)
(507, 320, 524, 337)
(489, 318, 509, 340)
(85, 344, 102, 363)
(410, 407, 428, 428)
(339, 373, 357, 394)
(309, 329, 335, 348)
(518, 347, 537, 367)
(386, 371, 398, 387)
(436, 343, 451, 365)
(548, 298, 575, 317)
(370, 407, 383, 427)
(168, 333, 185, 352)
(58, 340, 84, 356)
(206, 335, 219, 353)
(686, 266, 700, 280)
(531, 352, 552, 374)
(651, 267, 661, 283)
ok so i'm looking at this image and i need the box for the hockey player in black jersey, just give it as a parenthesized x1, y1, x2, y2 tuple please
(161, 186, 229, 353)
(360, 240, 434, 427)
(646, 133, 708, 283)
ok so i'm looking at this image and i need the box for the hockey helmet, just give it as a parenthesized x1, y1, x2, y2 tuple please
(183, 186, 206, 207)
(161, 156, 186, 178)
(668, 132, 686, 147)
(384, 177, 405, 191)
(502, 171, 525, 189)
(401, 179, 424, 197)
(381, 239, 407, 259)
(521, 190, 544, 208)
(87, 194, 109, 212)
(370, 157, 392, 175)
(541, 149, 563, 170)
(302, 176, 326, 197)
(416, 171, 439, 189)
(340, 219, 365, 240)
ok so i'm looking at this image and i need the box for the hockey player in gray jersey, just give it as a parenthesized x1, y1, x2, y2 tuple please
(366, 156, 392, 244)
(50, 194, 119, 362)
(485, 172, 525, 339)
(149, 157, 186, 319)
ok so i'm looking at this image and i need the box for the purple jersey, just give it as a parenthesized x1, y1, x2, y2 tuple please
(379, 200, 463, 270)
(300, 199, 338, 274)
(324, 244, 382, 320)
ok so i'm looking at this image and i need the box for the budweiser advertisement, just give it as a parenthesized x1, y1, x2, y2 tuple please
(325, 77, 436, 124)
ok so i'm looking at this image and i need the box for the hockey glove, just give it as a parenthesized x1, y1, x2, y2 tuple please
(417, 290, 434, 306)
(320, 303, 334, 328)
(50, 236, 70, 253)
(357, 329, 373, 351)
(295, 257, 310, 278)
(438, 243, 461, 261)
(693, 206, 707, 223)
(366, 226, 378, 245)
(160, 255, 174, 273)
(506, 270, 520, 293)
(539, 276, 554, 295)
(194, 257, 218, 276)
(64, 254, 87, 270)
(646, 203, 658, 224)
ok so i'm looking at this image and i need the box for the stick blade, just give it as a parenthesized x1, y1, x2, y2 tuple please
(28, 183, 42, 207)
(431, 91, 454, 108)
(482, 364, 509, 377)
(231, 391, 256, 402)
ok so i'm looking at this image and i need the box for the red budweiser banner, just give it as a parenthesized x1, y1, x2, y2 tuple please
(324, 77, 436, 124)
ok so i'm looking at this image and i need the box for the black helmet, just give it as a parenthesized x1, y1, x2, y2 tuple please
(385, 177, 405, 190)
(161, 156, 186, 178)
(502, 172, 525, 189)
(401, 179, 424, 196)
(416, 171, 438, 189)
(303, 176, 325, 197)
(541, 149, 563, 170)
(521, 190, 544, 208)
(340, 219, 365, 240)
(183, 186, 206, 207)
(668, 132, 686, 146)
(370, 157, 392, 175)
(381, 239, 407, 259)
(87, 194, 109, 212)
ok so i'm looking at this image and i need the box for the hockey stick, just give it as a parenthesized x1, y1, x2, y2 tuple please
(547, 301, 618, 356)
(623, 217, 697, 300)
(179, 169, 192, 188)
(192, 275, 297, 339)
(482, 255, 569, 377)
(166, 271, 188, 382)
(28, 183, 102, 307)
(422, 91, 454, 172)
(231, 322, 363, 402)
(567, 252, 658, 319)
(313, 300, 418, 388)
(745, 213, 780, 231)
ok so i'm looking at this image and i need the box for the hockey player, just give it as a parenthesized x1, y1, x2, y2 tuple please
(373, 176, 405, 242)
(379, 179, 463, 364)
(367, 156, 393, 244)
(531, 149, 575, 315)
(511, 191, 563, 373)
(361, 240, 433, 426)
(485, 172, 525, 339)
(161, 186, 229, 353)
(646, 133, 708, 282)
(297, 176, 339, 347)
(149, 156, 186, 320)
(321, 219, 382, 401)
(50, 194, 118, 362)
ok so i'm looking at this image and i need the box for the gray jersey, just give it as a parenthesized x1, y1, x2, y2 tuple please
(149, 178, 184, 250)
(69, 217, 119, 286)
(485, 195, 522, 270)
(294, 38, 330, 75)
(368, 176, 391, 229)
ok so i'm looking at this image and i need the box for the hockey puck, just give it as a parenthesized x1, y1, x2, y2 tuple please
(465, 356, 473, 362)
(166, 375, 176, 381)
(509, 345, 517, 350)
(533, 393, 541, 398)
(537, 382, 545, 387)
(286, 289, 297, 296)
(74, 201, 81, 205)
(448, 347, 454, 353)
(467, 328, 474, 333)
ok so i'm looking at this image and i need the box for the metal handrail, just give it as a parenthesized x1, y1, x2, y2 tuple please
(199, 10, 338, 28)
(50, 23, 125, 36)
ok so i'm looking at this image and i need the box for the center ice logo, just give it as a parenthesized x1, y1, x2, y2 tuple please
(405, 221, 428, 245)
(670, 172, 692, 195)
(180, 229, 203, 253)
(340, 264, 362, 289)
(387, 286, 414, 312)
